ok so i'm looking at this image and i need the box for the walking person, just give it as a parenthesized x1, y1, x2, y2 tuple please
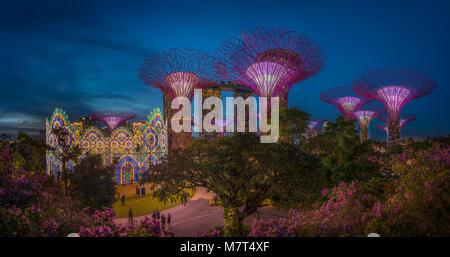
(161, 214, 166, 229)
(157, 210, 160, 219)
(128, 208, 133, 225)
(121, 194, 125, 206)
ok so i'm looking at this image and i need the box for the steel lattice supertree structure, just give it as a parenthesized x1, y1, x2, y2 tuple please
(352, 67, 435, 146)
(351, 102, 386, 143)
(215, 26, 325, 109)
(306, 118, 327, 139)
(377, 114, 417, 139)
(90, 111, 136, 134)
(138, 48, 217, 150)
(320, 86, 373, 120)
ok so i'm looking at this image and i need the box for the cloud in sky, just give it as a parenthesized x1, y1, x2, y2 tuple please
(0, 0, 449, 140)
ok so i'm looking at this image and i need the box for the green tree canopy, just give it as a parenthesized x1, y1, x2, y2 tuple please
(146, 133, 324, 236)
(71, 154, 117, 211)
(303, 116, 379, 186)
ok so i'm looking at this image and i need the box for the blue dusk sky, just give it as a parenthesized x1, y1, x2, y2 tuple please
(0, 0, 449, 140)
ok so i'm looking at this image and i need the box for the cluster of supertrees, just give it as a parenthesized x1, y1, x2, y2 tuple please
(138, 25, 435, 149)
(138, 26, 326, 149)
(320, 68, 435, 144)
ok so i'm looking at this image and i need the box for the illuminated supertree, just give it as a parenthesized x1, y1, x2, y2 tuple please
(352, 67, 435, 145)
(320, 86, 373, 120)
(215, 26, 325, 109)
(306, 118, 326, 139)
(351, 102, 386, 142)
(138, 48, 217, 150)
(90, 111, 136, 133)
(377, 114, 417, 139)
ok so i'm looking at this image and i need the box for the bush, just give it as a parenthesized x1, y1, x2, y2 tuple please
(79, 208, 174, 237)
(0, 144, 94, 237)
(249, 142, 450, 237)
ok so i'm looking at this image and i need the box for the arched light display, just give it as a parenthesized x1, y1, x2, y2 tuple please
(46, 108, 167, 184)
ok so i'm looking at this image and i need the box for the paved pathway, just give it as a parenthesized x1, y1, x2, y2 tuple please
(116, 187, 288, 236)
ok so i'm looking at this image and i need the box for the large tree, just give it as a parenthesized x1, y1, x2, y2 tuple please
(51, 127, 82, 195)
(8, 132, 48, 173)
(146, 133, 324, 236)
(303, 116, 379, 186)
(279, 106, 310, 144)
(71, 154, 117, 211)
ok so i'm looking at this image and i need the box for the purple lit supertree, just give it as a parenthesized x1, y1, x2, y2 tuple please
(306, 118, 327, 139)
(90, 111, 136, 133)
(320, 86, 373, 120)
(138, 48, 216, 99)
(215, 26, 325, 109)
(352, 67, 435, 146)
(351, 102, 386, 142)
(138, 48, 217, 150)
(377, 114, 417, 139)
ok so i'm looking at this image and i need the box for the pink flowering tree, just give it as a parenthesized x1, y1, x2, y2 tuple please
(248, 141, 449, 237)
(79, 208, 174, 237)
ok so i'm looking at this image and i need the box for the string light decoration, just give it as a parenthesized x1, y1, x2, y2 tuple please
(352, 67, 435, 146)
(320, 86, 373, 120)
(46, 108, 167, 184)
(351, 102, 386, 142)
(215, 26, 325, 109)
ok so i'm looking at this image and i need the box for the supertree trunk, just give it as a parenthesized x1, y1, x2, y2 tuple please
(360, 123, 369, 143)
(388, 112, 401, 146)
(313, 129, 318, 137)
(163, 91, 174, 154)
(306, 128, 313, 139)
(278, 87, 289, 110)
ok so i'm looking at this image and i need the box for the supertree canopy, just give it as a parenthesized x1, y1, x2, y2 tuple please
(306, 118, 326, 139)
(138, 48, 216, 150)
(90, 111, 136, 133)
(352, 67, 435, 145)
(138, 48, 217, 99)
(352, 102, 386, 142)
(320, 86, 373, 120)
(215, 26, 325, 108)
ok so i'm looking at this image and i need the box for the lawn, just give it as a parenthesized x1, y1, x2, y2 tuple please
(113, 184, 195, 218)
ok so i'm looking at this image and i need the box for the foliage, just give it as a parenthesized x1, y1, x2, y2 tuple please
(51, 127, 82, 195)
(71, 154, 117, 211)
(366, 142, 450, 236)
(79, 208, 173, 237)
(279, 107, 310, 144)
(304, 116, 379, 186)
(147, 133, 321, 236)
(1, 131, 47, 173)
(269, 144, 326, 209)
(249, 142, 450, 237)
(197, 225, 224, 237)
(0, 144, 95, 237)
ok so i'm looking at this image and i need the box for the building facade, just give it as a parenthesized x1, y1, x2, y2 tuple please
(46, 107, 167, 184)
